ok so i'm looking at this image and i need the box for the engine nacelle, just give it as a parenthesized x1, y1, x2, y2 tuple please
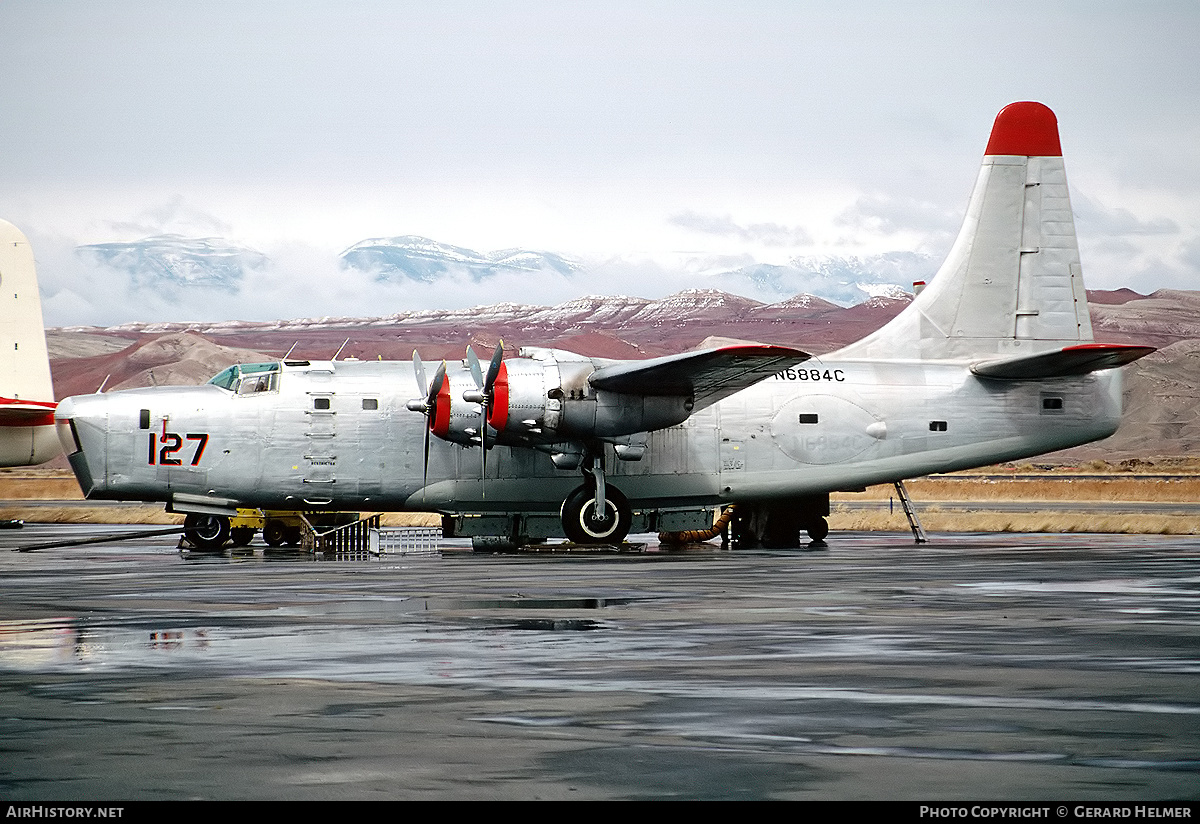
(484, 349, 694, 443)
(429, 364, 489, 447)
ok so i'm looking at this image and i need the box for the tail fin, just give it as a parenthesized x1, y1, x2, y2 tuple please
(839, 102, 1093, 361)
(0, 219, 60, 466)
(0, 219, 54, 403)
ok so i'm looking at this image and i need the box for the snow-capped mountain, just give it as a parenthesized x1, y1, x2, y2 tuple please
(712, 251, 936, 305)
(70, 230, 930, 311)
(76, 234, 267, 288)
(60, 288, 881, 340)
(339, 235, 580, 282)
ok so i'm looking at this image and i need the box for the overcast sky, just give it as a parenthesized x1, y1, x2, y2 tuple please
(2, 1, 1197, 326)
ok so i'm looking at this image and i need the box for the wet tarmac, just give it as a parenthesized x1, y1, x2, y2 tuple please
(1, 525, 1198, 800)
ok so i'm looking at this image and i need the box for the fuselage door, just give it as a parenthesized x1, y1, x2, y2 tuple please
(305, 392, 337, 485)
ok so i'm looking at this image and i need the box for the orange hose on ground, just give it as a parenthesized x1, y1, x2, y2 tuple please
(658, 505, 736, 544)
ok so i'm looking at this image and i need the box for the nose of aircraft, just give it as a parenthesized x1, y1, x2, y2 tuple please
(54, 394, 107, 497)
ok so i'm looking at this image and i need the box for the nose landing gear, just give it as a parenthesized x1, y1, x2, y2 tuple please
(183, 513, 230, 551)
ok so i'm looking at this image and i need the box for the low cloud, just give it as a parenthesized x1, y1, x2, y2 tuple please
(104, 197, 234, 239)
(1073, 192, 1180, 237)
(834, 193, 960, 243)
(667, 211, 813, 247)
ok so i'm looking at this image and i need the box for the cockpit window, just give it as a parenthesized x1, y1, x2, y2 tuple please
(207, 362, 281, 394)
(208, 366, 239, 391)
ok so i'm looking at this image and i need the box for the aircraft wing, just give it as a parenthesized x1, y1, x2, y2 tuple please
(589, 345, 810, 410)
(970, 343, 1155, 380)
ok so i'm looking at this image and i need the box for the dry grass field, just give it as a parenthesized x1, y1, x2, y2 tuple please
(828, 506, 1200, 536)
(2, 462, 1197, 534)
(831, 459, 1200, 534)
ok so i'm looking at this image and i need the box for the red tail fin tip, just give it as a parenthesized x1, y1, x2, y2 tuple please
(984, 101, 1062, 157)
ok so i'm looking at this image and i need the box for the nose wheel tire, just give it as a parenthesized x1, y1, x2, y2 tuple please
(184, 513, 230, 551)
(561, 484, 631, 545)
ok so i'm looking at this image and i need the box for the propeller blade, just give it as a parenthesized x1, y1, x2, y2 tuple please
(479, 417, 487, 498)
(413, 351, 428, 397)
(466, 345, 484, 388)
(484, 341, 504, 392)
(422, 423, 431, 503)
(428, 361, 447, 408)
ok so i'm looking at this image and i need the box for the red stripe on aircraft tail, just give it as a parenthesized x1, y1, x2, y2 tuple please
(0, 414, 55, 427)
(0, 397, 57, 427)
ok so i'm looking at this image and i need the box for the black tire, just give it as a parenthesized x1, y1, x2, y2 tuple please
(184, 514, 230, 551)
(263, 520, 287, 547)
(561, 484, 631, 545)
(230, 527, 255, 547)
(805, 516, 829, 542)
(285, 527, 302, 547)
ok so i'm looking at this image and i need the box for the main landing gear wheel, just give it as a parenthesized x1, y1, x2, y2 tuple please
(561, 484, 632, 545)
(806, 517, 829, 542)
(804, 516, 829, 549)
(184, 513, 230, 551)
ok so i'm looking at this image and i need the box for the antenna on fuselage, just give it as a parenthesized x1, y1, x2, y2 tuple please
(95, 375, 110, 393)
(332, 338, 350, 361)
(283, 342, 299, 359)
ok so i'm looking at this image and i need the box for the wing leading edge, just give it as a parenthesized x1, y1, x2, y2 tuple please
(589, 345, 810, 410)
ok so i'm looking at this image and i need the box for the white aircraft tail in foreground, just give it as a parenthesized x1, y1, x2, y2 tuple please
(0, 220, 59, 466)
(54, 102, 1155, 549)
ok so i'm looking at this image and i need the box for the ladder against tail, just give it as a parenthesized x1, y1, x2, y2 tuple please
(839, 101, 1152, 373)
(0, 219, 59, 466)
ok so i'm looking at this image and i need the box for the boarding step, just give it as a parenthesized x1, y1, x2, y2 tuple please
(372, 526, 441, 557)
(299, 513, 381, 554)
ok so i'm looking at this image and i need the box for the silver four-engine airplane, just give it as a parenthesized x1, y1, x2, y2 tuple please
(54, 102, 1155, 549)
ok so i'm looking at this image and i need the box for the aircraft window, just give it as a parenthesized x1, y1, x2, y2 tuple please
(362, 398, 378, 410)
(314, 397, 331, 410)
(1042, 397, 1064, 412)
(236, 372, 278, 395)
(208, 367, 239, 391)
(798, 413, 819, 424)
(208, 362, 281, 393)
(929, 420, 948, 432)
(139, 409, 150, 430)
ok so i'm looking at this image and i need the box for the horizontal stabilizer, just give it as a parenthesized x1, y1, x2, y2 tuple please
(970, 344, 1155, 380)
(590, 345, 809, 409)
(0, 397, 56, 427)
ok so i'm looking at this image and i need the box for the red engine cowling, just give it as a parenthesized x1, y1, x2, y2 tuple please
(428, 365, 490, 446)
(482, 354, 692, 443)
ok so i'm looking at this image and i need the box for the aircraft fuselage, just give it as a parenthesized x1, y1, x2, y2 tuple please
(56, 354, 1122, 515)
